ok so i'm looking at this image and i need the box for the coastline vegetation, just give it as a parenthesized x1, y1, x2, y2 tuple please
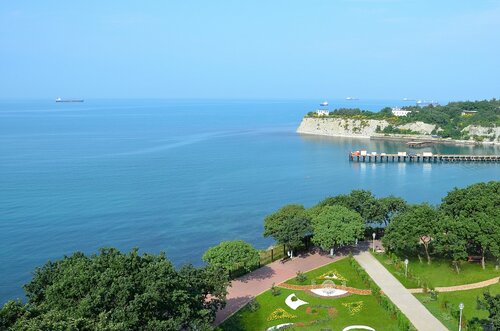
(1, 181, 498, 330)
(306, 99, 500, 139)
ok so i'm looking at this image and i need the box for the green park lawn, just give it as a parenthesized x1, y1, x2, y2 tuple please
(372, 252, 500, 288)
(220, 258, 403, 331)
(284, 257, 369, 289)
(415, 282, 500, 330)
(220, 287, 399, 331)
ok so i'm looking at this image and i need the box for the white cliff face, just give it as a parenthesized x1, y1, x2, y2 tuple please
(463, 125, 500, 142)
(296, 117, 433, 137)
(296, 117, 500, 145)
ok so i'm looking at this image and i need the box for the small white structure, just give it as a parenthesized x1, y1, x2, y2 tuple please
(310, 288, 348, 297)
(285, 293, 308, 310)
(267, 323, 294, 331)
(316, 110, 329, 116)
(391, 107, 411, 117)
(461, 110, 477, 116)
(342, 326, 376, 331)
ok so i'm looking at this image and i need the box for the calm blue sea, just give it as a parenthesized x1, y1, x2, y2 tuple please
(1, 99, 499, 304)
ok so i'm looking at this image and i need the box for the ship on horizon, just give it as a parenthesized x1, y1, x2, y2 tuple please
(345, 96, 359, 100)
(319, 101, 328, 106)
(55, 97, 84, 103)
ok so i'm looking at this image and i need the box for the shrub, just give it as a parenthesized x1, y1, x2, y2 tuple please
(291, 295, 298, 302)
(247, 298, 260, 312)
(271, 283, 281, 296)
(296, 271, 307, 284)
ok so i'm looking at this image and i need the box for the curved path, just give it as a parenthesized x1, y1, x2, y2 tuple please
(354, 251, 447, 331)
(408, 276, 500, 293)
(214, 250, 345, 325)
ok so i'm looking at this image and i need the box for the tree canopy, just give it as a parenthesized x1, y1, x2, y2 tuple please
(311, 205, 364, 254)
(382, 204, 440, 264)
(202, 240, 260, 275)
(263, 204, 311, 252)
(0, 248, 228, 331)
(440, 181, 500, 269)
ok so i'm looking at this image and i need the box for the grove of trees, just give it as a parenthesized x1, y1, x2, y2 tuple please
(202, 240, 260, 276)
(0, 248, 228, 331)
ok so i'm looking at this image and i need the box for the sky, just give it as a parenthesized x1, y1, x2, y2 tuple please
(1, 0, 499, 100)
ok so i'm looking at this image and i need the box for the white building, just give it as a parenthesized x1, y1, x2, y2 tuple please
(316, 110, 329, 116)
(391, 107, 411, 117)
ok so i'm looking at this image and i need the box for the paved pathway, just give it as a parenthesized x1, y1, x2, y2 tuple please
(214, 250, 344, 325)
(408, 276, 500, 293)
(354, 251, 447, 331)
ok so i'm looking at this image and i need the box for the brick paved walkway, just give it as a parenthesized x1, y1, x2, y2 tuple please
(214, 249, 345, 325)
(408, 276, 500, 293)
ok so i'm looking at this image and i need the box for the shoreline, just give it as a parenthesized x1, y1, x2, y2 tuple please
(297, 131, 500, 146)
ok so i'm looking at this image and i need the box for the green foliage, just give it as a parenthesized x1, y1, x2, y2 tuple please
(316, 190, 387, 225)
(270, 283, 281, 296)
(263, 204, 312, 251)
(203, 240, 260, 275)
(477, 291, 500, 329)
(0, 248, 228, 331)
(383, 204, 440, 264)
(295, 271, 307, 284)
(311, 206, 364, 252)
(440, 181, 500, 269)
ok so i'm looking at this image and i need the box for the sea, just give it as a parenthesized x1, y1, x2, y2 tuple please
(1, 99, 499, 304)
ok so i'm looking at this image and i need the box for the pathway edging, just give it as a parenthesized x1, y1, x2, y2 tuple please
(408, 276, 500, 293)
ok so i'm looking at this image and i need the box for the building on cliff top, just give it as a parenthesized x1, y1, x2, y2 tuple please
(316, 110, 329, 116)
(391, 107, 411, 117)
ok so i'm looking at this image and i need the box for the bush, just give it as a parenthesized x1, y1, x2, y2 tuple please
(247, 298, 260, 312)
(271, 283, 281, 296)
(291, 296, 298, 302)
(296, 271, 307, 284)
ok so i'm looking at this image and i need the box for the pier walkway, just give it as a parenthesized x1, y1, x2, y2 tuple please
(349, 153, 500, 163)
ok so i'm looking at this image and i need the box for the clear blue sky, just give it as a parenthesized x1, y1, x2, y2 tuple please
(1, 1, 499, 100)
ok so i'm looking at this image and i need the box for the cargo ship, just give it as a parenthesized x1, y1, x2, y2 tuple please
(55, 97, 84, 103)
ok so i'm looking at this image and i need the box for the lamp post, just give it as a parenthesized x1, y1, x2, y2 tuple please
(458, 302, 464, 331)
(372, 232, 376, 252)
(404, 258, 409, 278)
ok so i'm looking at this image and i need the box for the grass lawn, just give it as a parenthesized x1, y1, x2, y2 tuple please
(219, 287, 400, 331)
(284, 257, 369, 289)
(415, 282, 500, 330)
(372, 252, 500, 288)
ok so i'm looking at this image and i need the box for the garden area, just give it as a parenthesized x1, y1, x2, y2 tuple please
(284, 258, 369, 290)
(219, 258, 411, 331)
(415, 283, 500, 330)
(372, 252, 500, 289)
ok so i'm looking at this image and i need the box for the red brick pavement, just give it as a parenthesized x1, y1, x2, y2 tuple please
(214, 250, 345, 325)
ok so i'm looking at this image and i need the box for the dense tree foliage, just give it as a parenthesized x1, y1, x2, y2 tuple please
(383, 181, 500, 271)
(311, 205, 364, 255)
(478, 291, 500, 330)
(0, 248, 228, 331)
(316, 190, 386, 225)
(382, 204, 440, 264)
(440, 181, 500, 269)
(202, 240, 260, 275)
(263, 204, 311, 256)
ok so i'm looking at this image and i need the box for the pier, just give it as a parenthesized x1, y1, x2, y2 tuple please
(349, 153, 500, 163)
(406, 141, 434, 148)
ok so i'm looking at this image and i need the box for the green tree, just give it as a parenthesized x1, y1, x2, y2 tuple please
(434, 216, 468, 273)
(440, 181, 500, 269)
(0, 248, 228, 331)
(202, 240, 260, 276)
(382, 204, 440, 264)
(311, 205, 364, 255)
(378, 196, 407, 225)
(477, 292, 500, 330)
(263, 204, 311, 257)
(317, 190, 385, 224)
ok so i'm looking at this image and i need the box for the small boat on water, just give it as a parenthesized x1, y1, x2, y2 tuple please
(55, 97, 84, 103)
(346, 97, 359, 100)
(320, 101, 328, 106)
